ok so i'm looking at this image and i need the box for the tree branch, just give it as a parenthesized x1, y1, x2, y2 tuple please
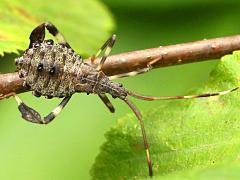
(1, 35, 240, 100)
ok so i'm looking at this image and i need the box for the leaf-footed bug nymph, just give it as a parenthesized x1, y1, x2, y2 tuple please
(14, 22, 239, 177)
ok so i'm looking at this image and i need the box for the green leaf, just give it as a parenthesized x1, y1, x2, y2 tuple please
(91, 51, 240, 179)
(156, 162, 240, 180)
(0, 0, 114, 56)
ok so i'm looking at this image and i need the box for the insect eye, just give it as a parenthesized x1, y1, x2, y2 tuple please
(37, 63, 44, 72)
(49, 67, 55, 75)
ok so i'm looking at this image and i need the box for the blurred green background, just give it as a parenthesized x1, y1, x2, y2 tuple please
(0, 0, 240, 179)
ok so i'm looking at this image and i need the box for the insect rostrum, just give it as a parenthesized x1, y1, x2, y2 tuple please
(13, 22, 239, 177)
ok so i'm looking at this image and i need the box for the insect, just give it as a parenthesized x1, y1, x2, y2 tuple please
(13, 22, 239, 177)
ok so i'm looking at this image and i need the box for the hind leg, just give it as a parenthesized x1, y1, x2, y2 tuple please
(29, 22, 71, 48)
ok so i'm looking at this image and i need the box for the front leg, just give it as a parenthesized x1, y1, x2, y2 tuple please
(14, 95, 71, 124)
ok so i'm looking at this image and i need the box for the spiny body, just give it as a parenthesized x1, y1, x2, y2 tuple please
(15, 40, 127, 99)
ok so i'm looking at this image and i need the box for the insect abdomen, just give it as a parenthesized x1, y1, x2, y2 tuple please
(18, 42, 83, 98)
(16, 41, 127, 99)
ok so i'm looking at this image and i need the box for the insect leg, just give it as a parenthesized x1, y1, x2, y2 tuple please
(29, 22, 71, 48)
(98, 94, 115, 113)
(128, 87, 239, 100)
(29, 23, 46, 48)
(14, 95, 71, 124)
(43, 22, 71, 48)
(109, 57, 160, 80)
(91, 34, 116, 70)
(123, 98, 153, 177)
(109, 67, 151, 80)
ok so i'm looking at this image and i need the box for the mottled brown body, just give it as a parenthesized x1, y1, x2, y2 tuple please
(15, 41, 127, 99)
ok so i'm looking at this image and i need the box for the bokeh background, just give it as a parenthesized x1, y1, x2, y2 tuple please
(0, 0, 240, 179)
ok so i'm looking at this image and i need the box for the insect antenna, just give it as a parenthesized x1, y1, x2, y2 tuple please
(127, 86, 239, 101)
(123, 98, 153, 177)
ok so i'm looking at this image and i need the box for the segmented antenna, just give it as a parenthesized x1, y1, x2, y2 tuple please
(127, 87, 239, 101)
(123, 98, 153, 177)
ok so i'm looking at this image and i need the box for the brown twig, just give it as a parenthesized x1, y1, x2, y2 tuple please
(1, 35, 240, 100)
